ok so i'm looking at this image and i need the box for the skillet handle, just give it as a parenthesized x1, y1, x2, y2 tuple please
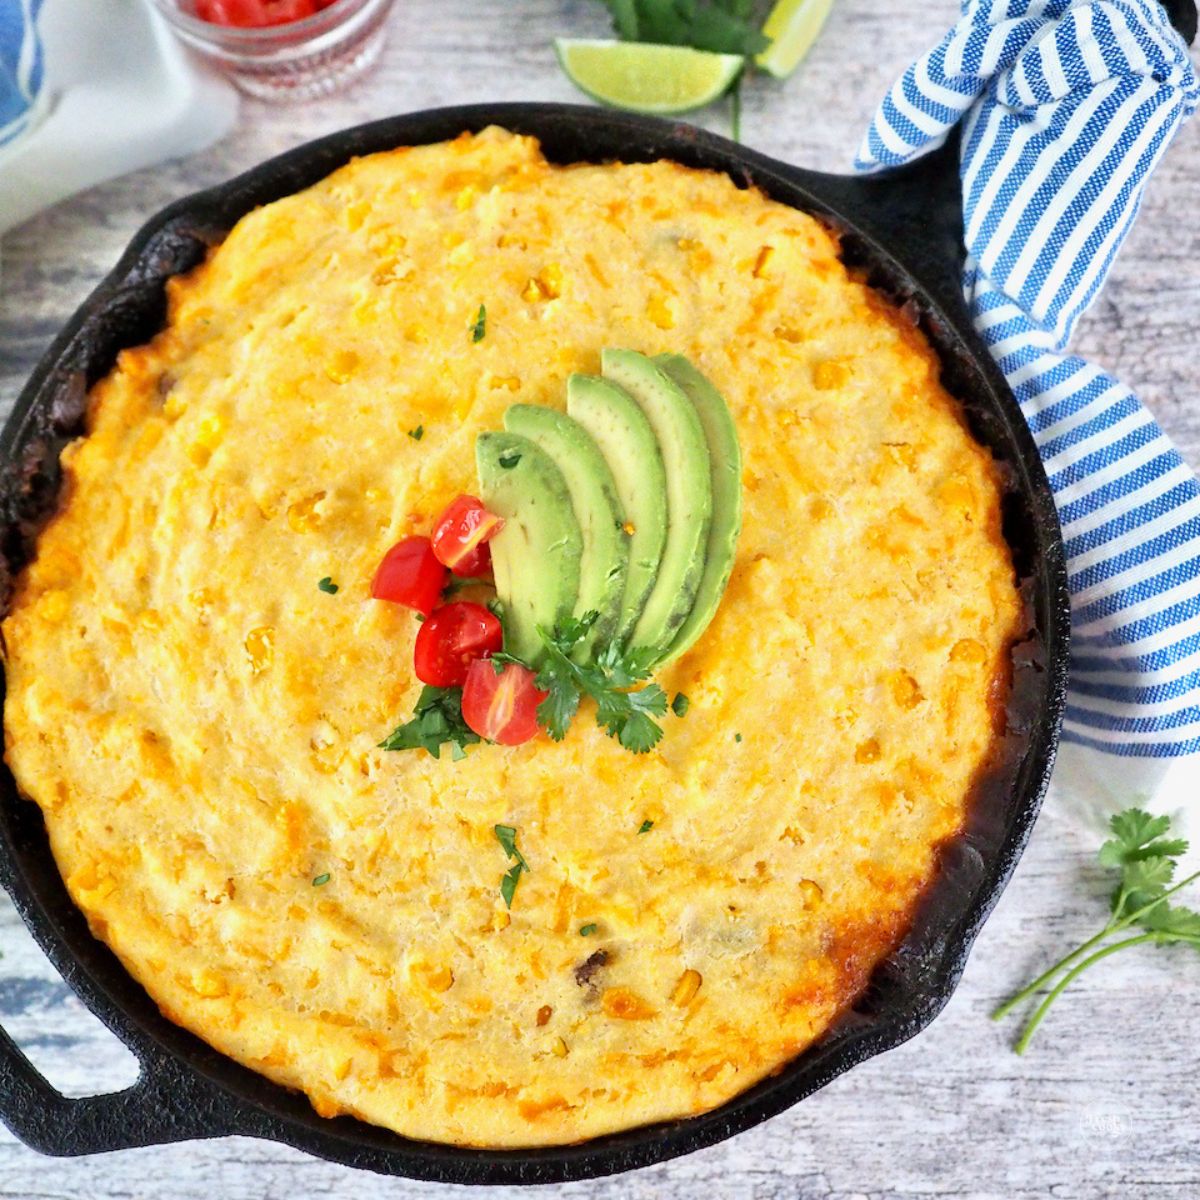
(803, 133, 971, 325)
(0, 1021, 250, 1154)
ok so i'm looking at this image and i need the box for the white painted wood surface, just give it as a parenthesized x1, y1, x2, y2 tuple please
(0, 1, 1198, 1195)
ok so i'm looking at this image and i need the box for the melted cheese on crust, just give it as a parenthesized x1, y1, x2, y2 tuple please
(3, 128, 1021, 1148)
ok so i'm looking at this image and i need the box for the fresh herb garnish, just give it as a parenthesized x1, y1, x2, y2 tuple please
(312, 873, 331, 887)
(379, 685, 481, 759)
(734, 732, 742, 743)
(993, 807, 1200, 1053)
(671, 692, 690, 717)
(408, 425, 424, 441)
(579, 923, 598, 936)
(470, 304, 487, 343)
(318, 577, 339, 594)
(495, 824, 529, 908)
(594, 0, 769, 56)
(504, 612, 668, 754)
(638, 819, 654, 834)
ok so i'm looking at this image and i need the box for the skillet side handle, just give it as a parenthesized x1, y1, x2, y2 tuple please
(1163, 0, 1197, 43)
(837, 132, 970, 326)
(0, 1023, 251, 1155)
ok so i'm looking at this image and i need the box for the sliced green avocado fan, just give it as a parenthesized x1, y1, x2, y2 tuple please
(475, 349, 742, 671)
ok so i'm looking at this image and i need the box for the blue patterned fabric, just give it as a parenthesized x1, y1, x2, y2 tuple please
(858, 0, 1200, 757)
(0, 0, 42, 151)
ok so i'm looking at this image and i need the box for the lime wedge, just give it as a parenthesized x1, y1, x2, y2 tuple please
(555, 39, 744, 116)
(755, 0, 833, 79)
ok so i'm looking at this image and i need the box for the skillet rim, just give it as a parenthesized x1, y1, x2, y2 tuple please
(0, 102, 1069, 1184)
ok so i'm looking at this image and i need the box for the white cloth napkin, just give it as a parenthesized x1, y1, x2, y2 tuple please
(0, 0, 237, 240)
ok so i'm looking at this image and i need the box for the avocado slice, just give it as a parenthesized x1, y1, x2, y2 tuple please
(566, 374, 667, 646)
(503, 404, 630, 656)
(600, 349, 712, 660)
(654, 354, 743, 662)
(476, 431, 583, 664)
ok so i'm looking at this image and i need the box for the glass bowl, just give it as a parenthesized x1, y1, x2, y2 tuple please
(150, 0, 395, 101)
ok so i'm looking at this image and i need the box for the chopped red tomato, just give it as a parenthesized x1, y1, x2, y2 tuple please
(371, 536, 446, 615)
(194, 0, 334, 28)
(461, 659, 547, 746)
(431, 495, 503, 578)
(413, 602, 503, 688)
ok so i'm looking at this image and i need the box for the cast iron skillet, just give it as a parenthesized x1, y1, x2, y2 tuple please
(0, 103, 1070, 1183)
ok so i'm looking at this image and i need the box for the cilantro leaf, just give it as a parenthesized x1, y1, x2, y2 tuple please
(1107, 808, 1171, 852)
(500, 863, 524, 908)
(537, 671, 581, 741)
(1140, 901, 1200, 940)
(595, 0, 770, 56)
(494, 824, 530, 871)
(617, 710, 664, 753)
(520, 634, 583, 740)
(470, 304, 487, 343)
(495, 824, 529, 908)
(1098, 808, 1187, 870)
(594, 642, 656, 689)
(1114, 855, 1180, 925)
(594, 680, 667, 752)
(379, 686, 480, 759)
(553, 610, 601, 654)
(1120, 855, 1175, 899)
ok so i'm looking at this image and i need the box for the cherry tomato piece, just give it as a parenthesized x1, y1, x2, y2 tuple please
(413, 602, 503, 688)
(371, 536, 447, 614)
(431, 495, 503, 578)
(195, 0, 319, 27)
(461, 659, 547, 746)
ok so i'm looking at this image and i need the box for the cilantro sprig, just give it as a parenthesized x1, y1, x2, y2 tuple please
(378, 685, 480, 760)
(993, 808, 1200, 1053)
(497, 611, 668, 754)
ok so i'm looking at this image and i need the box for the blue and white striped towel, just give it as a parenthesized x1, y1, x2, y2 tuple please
(859, 0, 1200, 761)
(0, 0, 43, 152)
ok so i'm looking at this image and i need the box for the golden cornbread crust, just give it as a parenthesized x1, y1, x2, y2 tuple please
(3, 129, 1022, 1148)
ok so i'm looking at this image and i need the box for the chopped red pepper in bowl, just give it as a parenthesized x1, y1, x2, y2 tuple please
(194, 0, 338, 27)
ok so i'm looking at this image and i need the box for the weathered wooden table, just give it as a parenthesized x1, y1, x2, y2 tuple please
(1, 2, 1197, 1196)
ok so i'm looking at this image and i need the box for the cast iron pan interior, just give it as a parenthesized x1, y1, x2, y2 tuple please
(0, 103, 1070, 1183)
